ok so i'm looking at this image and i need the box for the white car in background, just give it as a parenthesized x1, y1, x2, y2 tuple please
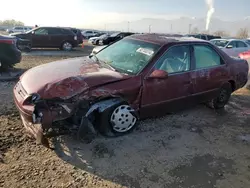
(7, 26, 33, 34)
(81, 30, 100, 39)
(210, 38, 250, 57)
(88, 34, 109, 45)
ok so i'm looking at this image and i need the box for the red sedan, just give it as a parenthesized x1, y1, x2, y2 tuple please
(13, 34, 249, 147)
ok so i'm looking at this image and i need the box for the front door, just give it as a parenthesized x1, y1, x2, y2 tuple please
(224, 41, 237, 57)
(140, 44, 194, 118)
(190, 44, 229, 102)
(31, 28, 50, 47)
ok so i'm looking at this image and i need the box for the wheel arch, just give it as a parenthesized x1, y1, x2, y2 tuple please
(86, 97, 127, 119)
(60, 40, 73, 48)
(228, 80, 236, 92)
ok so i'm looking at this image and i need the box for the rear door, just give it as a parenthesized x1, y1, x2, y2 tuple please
(32, 28, 50, 47)
(190, 44, 229, 102)
(235, 41, 248, 55)
(47, 28, 64, 47)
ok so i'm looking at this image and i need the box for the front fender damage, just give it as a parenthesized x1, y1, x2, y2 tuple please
(32, 83, 142, 148)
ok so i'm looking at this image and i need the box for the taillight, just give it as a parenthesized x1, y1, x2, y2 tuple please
(0, 39, 15, 44)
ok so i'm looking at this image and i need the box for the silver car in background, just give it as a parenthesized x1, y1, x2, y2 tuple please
(210, 38, 250, 57)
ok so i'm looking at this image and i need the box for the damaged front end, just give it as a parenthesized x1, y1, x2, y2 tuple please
(19, 93, 78, 148)
(15, 87, 129, 148)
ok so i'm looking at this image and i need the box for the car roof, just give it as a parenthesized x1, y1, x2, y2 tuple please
(128, 34, 205, 45)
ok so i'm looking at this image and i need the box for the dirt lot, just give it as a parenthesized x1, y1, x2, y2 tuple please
(1, 56, 250, 188)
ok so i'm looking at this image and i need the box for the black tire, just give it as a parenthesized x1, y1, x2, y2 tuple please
(95, 102, 138, 137)
(95, 40, 99, 45)
(207, 83, 232, 109)
(0, 59, 11, 71)
(61, 41, 73, 51)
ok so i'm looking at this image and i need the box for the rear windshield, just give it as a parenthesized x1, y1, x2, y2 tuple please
(246, 40, 250, 45)
(210, 40, 229, 47)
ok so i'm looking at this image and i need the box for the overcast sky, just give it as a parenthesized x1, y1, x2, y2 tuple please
(0, 0, 249, 28)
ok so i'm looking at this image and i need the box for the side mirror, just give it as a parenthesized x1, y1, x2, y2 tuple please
(226, 45, 233, 49)
(148, 69, 168, 79)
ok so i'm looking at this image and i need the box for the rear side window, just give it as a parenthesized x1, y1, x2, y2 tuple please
(61, 29, 74, 35)
(71, 29, 77, 34)
(236, 41, 247, 48)
(48, 28, 62, 35)
(193, 45, 222, 69)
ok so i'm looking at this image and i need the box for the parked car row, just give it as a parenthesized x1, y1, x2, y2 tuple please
(88, 32, 135, 45)
(10, 27, 81, 51)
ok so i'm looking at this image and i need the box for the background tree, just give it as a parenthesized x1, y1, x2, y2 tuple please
(236, 28, 249, 39)
(0, 19, 24, 26)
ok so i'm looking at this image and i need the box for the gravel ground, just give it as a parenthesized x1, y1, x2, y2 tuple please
(0, 56, 250, 188)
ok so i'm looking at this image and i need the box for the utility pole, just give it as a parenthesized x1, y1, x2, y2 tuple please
(148, 25, 151, 33)
(189, 24, 192, 34)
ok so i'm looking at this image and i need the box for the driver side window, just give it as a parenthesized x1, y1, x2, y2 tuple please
(155, 45, 191, 74)
(34, 28, 48, 35)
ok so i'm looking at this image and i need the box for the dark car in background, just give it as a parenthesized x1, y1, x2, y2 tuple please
(185, 34, 221, 41)
(10, 27, 78, 51)
(0, 35, 21, 70)
(68, 28, 83, 44)
(99, 32, 134, 45)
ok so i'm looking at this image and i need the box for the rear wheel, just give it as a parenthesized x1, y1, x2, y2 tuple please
(207, 84, 232, 109)
(0, 59, 11, 71)
(61, 41, 73, 51)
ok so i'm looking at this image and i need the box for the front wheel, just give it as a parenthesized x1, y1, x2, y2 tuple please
(207, 84, 232, 109)
(61, 41, 73, 51)
(97, 103, 138, 137)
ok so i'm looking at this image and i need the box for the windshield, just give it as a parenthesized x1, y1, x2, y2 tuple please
(25, 28, 36, 34)
(95, 38, 160, 75)
(210, 40, 229, 47)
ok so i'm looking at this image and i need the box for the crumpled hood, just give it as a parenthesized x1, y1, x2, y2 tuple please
(20, 56, 130, 99)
